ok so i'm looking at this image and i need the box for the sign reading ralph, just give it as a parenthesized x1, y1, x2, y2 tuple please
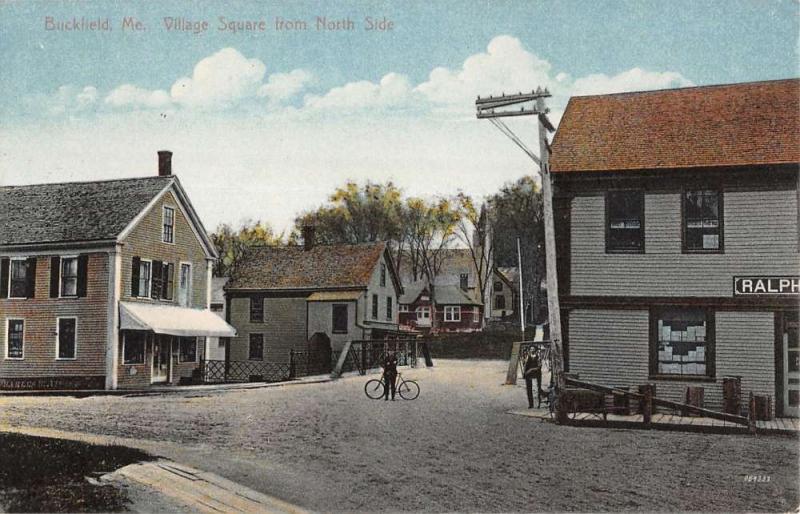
(733, 276, 800, 296)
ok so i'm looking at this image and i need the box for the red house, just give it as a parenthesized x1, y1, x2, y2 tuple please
(399, 282, 482, 334)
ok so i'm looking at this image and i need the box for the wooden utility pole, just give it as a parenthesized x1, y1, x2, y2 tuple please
(477, 89, 567, 419)
(535, 95, 566, 399)
(516, 237, 525, 336)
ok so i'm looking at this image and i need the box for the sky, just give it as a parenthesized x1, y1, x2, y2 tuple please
(1, 0, 798, 234)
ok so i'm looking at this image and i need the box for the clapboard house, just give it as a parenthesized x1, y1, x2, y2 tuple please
(224, 231, 402, 364)
(551, 79, 800, 417)
(0, 151, 236, 390)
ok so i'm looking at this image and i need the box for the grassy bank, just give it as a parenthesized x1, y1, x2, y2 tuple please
(0, 432, 152, 512)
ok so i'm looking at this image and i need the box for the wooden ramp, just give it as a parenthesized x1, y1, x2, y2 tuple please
(509, 409, 800, 436)
(102, 459, 308, 514)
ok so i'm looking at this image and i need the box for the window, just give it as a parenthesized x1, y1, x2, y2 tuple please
(178, 263, 191, 306)
(460, 273, 469, 290)
(6, 319, 24, 359)
(494, 280, 503, 292)
(159, 263, 174, 300)
(399, 304, 409, 313)
(332, 304, 348, 333)
(380, 263, 386, 287)
(138, 260, 151, 297)
(123, 332, 145, 364)
(683, 190, 722, 252)
(162, 206, 175, 243)
(179, 337, 197, 362)
(386, 297, 393, 320)
(9, 259, 28, 298)
(444, 306, 461, 322)
(249, 333, 264, 360)
(250, 296, 264, 323)
(494, 295, 506, 309)
(415, 306, 431, 323)
(56, 317, 77, 359)
(59, 257, 78, 297)
(372, 294, 379, 319)
(606, 191, 644, 252)
(651, 308, 714, 378)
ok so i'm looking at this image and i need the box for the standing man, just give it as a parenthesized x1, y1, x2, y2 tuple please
(523, 348, 542, 408)
(383, 352, 398, 401)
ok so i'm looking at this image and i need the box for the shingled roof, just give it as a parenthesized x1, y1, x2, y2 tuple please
(0, 176, 173, 247)
(550, 78, 800, 173)
(226, 242, 391, 291)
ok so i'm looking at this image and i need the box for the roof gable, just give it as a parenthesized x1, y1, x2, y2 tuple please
(226, 242, 388, 291)
(551, 79, 800, 173)
(0, 176, 172, 248)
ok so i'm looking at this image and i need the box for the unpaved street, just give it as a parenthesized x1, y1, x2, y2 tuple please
(1, 360, 797, 512)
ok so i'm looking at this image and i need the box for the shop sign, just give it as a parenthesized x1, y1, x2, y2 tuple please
(733, 276, 800, 296)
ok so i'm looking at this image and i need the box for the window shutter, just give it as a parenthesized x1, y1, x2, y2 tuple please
(0, 258, 8, 299)
(25, 257, 36, 298)
(77, 255, 89, 297)
(50, 256, 61, 298)
(151, 260, 163, 299)
(165, 263, 175, 300)
(131, 257, 140, 297)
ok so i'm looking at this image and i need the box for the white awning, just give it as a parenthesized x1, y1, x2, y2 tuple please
(119, 301, 237, 338)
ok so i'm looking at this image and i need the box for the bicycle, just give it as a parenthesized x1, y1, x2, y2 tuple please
(364, 372, 420, 400)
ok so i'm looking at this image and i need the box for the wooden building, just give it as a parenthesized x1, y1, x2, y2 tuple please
(0, 151, 236, 390)
(398, 282, 482, 334)
(550, 79, 799, 417)
(224, 232, 402, 364)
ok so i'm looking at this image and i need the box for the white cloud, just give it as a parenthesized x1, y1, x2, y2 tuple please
(170, 48, 266, 108)
(7, 37, 698, 232)
(570, 67, 695, 97)
(25, 85, 99, 116)
(416, 35, 558, 108)
(257, 69, 314, 103)
(303, 72, 414, 111)
(105, 84, 172, 109)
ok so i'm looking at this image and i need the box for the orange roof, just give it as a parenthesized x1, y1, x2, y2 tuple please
(550, 79, 800, 173)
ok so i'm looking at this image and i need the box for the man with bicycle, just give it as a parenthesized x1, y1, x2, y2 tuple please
(382, 351, 398, 401)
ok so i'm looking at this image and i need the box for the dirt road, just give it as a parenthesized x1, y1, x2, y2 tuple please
(1, 360, 797, 512)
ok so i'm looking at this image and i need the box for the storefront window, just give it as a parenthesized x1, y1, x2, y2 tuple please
(123, 332, 145, 365)
(652, 308, 714, 378)
(179, 337, 197, 363)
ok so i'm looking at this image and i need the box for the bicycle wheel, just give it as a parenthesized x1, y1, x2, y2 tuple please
(364, 379, 385, 399)
(398, 379, 420, 400)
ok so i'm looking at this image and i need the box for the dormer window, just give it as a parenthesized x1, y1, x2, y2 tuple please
(162, 206, 175, 243)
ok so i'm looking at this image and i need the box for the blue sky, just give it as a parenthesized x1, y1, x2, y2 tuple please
(1, 0, 798, 232)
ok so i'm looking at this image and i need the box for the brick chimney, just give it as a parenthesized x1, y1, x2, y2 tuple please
(302, 225, 316, 251)
(157, 150, 173, 176)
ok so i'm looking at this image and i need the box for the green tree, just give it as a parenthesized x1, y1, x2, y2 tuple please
(294, 181, 405, 245)
(489, 176, 546, 324)
(210, 219, 284, 276)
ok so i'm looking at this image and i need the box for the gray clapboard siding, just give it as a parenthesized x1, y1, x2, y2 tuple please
(570, 189, 799, 296)
(569, 309, 776, 411)
(229, 297, 308, 364)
